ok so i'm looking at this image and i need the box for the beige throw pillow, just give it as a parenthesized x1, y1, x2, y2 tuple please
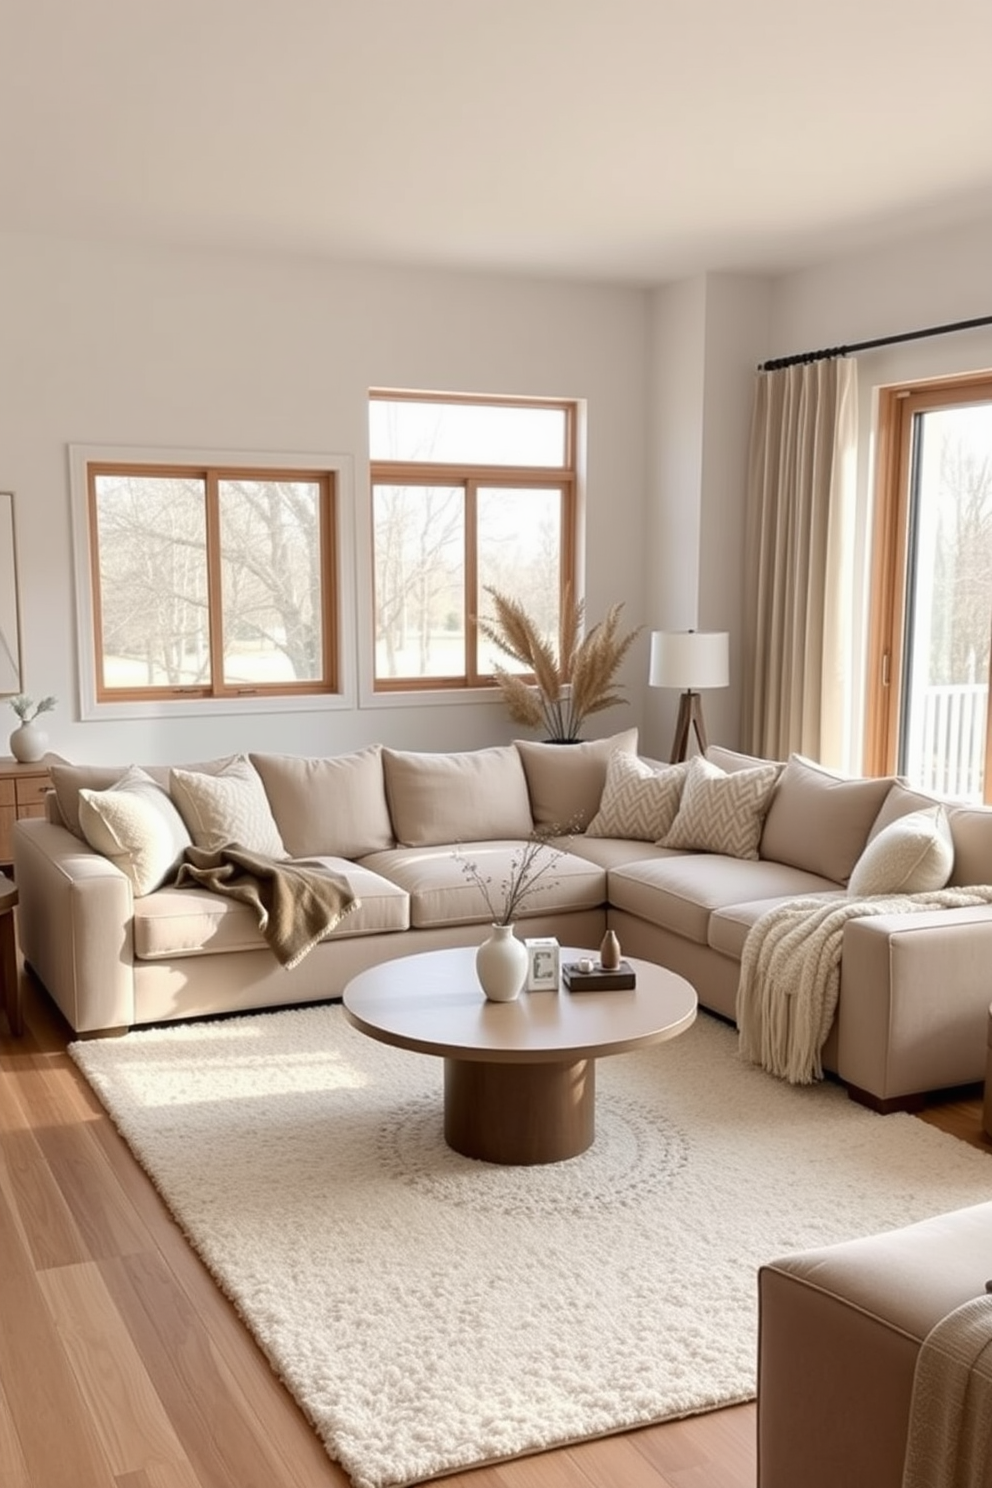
(381, 746, 534, 847)
(659, 754, 780, 860)
(585, 753, 686, 840)
(514, 729, 639, 831)
(847, 806, 954, 896)
(759, 754, 894, 884)
(250, 747, 394, 858)
(170, 755, 286, 858)
(78, 766, 191, 895)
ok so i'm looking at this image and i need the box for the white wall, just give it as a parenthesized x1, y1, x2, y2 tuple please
(767, 212, 992, 768)
(643, 273, 770, 758)
(0, 232, 650, 763)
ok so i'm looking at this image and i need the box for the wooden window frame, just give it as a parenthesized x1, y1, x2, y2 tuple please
(369, 391, 578, 694)
(865, 372, 992, 786)
(85, 460, 339, 704)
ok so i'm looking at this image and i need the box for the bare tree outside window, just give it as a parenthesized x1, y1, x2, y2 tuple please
(88, 464, 337, 700)
(369, 392, 577, 691)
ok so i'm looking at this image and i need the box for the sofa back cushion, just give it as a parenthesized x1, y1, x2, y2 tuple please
(946, 805, 992, 887)
(50, 756, 219, 839)
(759, 754, 893, 885)
(381, 746, 534, 847)
(514, 729, 639, 831)
(658, 754, 780, 860)
(250, 747, 394, 859)
(705, 744, 783, 775)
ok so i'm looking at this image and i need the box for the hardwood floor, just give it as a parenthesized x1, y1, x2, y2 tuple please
(1, 965, 988, 1488)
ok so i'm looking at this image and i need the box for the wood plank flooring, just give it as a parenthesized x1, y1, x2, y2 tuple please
(2, 963, 988, 1488)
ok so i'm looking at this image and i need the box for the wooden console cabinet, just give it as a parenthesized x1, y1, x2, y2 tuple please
(0, 758, 52, 869)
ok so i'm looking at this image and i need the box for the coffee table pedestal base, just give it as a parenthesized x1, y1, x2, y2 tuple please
(444, 1057, 594, 1165)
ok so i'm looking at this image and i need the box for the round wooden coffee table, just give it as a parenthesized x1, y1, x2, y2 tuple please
(343, 946, 697, 1165)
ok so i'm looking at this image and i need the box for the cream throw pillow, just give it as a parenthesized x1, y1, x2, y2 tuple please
(78, 766, 191, 895)
(659, 754, 780, 860)
(585, 753, 686, 840)
(170, 755, 286, 858)
(847, 806, 954, 896)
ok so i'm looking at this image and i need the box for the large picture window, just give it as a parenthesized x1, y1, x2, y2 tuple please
(866, 374, 992, 802)
(83, 461, 338, 702)
(369, 391, 577, 691)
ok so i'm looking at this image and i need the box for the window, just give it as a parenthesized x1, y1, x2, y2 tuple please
(368, 391, 577, 690)
(84, 461, 338, 702)
(866, 375, 992, 802)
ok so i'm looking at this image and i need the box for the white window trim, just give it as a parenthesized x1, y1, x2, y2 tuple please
(69, 443, 357, 721)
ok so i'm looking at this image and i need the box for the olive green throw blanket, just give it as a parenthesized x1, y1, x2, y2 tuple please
(175, 845, 359, 969)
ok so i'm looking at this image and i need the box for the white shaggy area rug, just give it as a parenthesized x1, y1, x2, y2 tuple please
(71, 1006, 992, 1488)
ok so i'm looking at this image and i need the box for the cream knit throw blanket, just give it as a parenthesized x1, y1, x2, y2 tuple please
(736, 887, 992, 1085)
(902, 1293, 992, 1488)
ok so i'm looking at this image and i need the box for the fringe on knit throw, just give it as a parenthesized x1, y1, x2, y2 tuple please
(736, 887, 992, 1085)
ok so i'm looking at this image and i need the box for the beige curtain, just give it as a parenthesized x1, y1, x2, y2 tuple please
(742, 357, 858, 767)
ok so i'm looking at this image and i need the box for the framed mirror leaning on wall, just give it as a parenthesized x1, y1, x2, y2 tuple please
(0, 493, 23, 695)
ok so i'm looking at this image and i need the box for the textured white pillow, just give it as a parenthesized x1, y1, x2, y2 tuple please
(78, 765, 192, 895)
(659, 754, 780, 860)
(170, 755, 286, 858)
(585, 753, 687, 840)
(848, 806, 954, 896)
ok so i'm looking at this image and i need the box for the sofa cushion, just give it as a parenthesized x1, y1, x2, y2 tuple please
(514, 729, 639, 830)
(659, 755, 779, 860)
(868, 782, 945, 840)
(759, 754, 893, 884)
(708, 890, 845, 959)
(49, 756, 226, 839)
(77, 766, 191, 896)
(706, 744, 783, 775)
(609, 853, 839, 945)
(585, 753, 686, 841)
(133, 858, 408, 959)
(250, 747, 394, 858)
(381, 746, 533, 847)
(360, 842, 606, 930)
(847, 806, 954, 897)
(170, 755, 286, 858)
(946, 806, 992, 887)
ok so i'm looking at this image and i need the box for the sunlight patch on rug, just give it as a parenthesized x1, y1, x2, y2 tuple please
(70, 1005, 992, 1488)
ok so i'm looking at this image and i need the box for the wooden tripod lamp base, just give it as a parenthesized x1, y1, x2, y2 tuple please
(670, 690, 709, 764)
(649, 630, 729, 764)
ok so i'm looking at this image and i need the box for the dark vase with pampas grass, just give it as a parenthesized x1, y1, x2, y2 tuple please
(475, 586, 641, 742)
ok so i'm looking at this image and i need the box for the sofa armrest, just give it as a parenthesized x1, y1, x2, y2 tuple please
(837, 906, 992, 1102)
(12, 817, 136, 1034)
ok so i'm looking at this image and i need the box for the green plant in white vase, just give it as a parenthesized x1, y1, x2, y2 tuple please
(8, 693, 56, 763)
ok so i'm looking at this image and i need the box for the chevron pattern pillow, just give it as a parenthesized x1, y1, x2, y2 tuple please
(659, 754, 780, 860)
(585, 753, 687, 840)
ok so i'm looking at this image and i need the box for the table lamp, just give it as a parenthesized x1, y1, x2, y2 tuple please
(649, 630, 730, 763)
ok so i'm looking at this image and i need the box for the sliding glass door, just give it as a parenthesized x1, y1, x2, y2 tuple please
(867, 377, 992, 803)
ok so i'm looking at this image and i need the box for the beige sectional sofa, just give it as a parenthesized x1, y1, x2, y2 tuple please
(12, 731, 992, 1111)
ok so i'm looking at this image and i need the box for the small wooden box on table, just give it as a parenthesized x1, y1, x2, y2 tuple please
(0, 756, 52, 870)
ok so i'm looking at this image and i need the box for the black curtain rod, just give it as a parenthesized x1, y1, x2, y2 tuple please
(759, 312, 992, 372)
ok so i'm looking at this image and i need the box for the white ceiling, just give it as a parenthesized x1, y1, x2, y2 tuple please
(5, 0, 992, 287)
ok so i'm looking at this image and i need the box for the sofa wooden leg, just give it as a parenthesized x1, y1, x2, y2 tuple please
(845, 1082, 926, 1115)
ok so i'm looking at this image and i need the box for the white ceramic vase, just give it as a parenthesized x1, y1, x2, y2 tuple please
(9, 721, 48, 763)
(476, 924, 528, 1002)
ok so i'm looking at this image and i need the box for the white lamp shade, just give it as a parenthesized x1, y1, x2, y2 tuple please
(649, 631, 729, 691)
